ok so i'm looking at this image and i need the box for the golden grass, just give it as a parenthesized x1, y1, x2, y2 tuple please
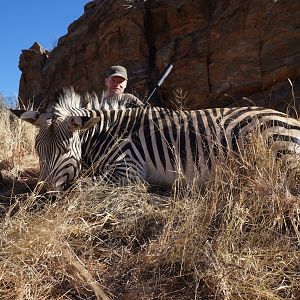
(0, 107, 38, 177)
(0, 107, 300, 299)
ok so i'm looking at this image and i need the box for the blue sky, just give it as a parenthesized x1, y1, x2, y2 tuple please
(0, 1, 90, 100)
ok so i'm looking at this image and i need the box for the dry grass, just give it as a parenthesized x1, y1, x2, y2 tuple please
(0, 107, 38, 182)
(0, 107, 300, 300)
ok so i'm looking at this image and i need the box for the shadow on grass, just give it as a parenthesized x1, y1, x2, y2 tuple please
(0, 168, 39, 216)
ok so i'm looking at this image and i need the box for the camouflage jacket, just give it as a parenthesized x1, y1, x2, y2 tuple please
(100, 92, 144, 109)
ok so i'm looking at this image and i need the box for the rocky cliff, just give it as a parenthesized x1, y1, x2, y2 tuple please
(18, 0, 300, 114)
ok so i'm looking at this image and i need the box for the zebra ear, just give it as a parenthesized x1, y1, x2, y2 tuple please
(10, 109, 40, 125)
(69, 116, 100, 131)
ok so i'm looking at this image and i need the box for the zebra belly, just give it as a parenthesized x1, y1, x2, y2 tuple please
(144, 156, 211, 186)
(144, 162, 177, 185)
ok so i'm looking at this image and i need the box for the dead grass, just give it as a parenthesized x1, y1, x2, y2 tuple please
(0, 107, 300, 299)
(0, 107, 38, 179)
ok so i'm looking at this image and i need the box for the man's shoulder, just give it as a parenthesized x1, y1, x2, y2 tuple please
(122, 93, 142, 102)
(122, 93, 144, 106)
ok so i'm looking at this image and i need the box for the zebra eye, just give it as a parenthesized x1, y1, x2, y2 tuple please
(59, 142, 71, 153)
(62, 145, 71, 153)
(69, 116, 82, 131)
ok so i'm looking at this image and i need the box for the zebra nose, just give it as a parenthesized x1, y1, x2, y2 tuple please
(42, 180, 64, 193)
(62, 181, 75, 191)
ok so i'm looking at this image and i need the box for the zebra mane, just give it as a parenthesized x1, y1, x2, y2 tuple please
(54, 88, 85, 116)
(83, 92, 132, 110)
(98, 92, 130, 110)
(54, 88, 130, 116)
(54, 88, 99, 116)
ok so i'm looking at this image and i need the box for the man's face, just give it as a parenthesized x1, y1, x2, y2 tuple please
(105, 76, 127, 96)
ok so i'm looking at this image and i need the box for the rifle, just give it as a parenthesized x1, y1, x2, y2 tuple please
(144, 63, 173, 105)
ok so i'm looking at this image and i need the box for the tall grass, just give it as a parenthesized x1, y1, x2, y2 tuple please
(0, 107, 37, 178)
(0, 106, 299, 299)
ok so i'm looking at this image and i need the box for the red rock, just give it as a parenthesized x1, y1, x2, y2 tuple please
(18, 0, 300, 114)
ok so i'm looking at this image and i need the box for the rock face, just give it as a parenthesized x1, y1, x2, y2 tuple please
(18, 0, 300, 114)
(18, 42, 49, 108)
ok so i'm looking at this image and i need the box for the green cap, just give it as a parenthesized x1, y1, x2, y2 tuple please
(106, 65, 128, 80)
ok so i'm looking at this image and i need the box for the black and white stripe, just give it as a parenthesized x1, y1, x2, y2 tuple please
(78, 105, 300, 186)
(10, 90, 300, 190)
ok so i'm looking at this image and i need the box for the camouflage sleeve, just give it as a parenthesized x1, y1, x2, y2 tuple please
(123, 93, 144, 107)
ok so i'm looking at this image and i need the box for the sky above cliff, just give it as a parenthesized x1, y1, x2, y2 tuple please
(0, 0, 90, 103)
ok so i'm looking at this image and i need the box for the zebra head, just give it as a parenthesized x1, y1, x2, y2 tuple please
(10, 90, 101, 192)
(10, 109, 100, 192)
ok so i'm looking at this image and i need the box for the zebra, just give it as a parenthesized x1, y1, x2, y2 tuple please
(10, 89, 300, 192)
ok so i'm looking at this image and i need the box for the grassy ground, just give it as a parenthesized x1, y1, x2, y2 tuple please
(0, 107, 300, 300)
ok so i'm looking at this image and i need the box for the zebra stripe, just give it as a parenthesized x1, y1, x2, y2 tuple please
(77, 106, 299, 187)
(10, 90, 300, 191)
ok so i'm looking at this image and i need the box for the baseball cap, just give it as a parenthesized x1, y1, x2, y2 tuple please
(105, 65, 128, 80)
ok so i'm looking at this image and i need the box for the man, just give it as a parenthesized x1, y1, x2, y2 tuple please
(101, 65, 144, 109)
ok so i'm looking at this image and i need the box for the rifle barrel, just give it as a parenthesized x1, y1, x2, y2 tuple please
(145, 64, 173, 104)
